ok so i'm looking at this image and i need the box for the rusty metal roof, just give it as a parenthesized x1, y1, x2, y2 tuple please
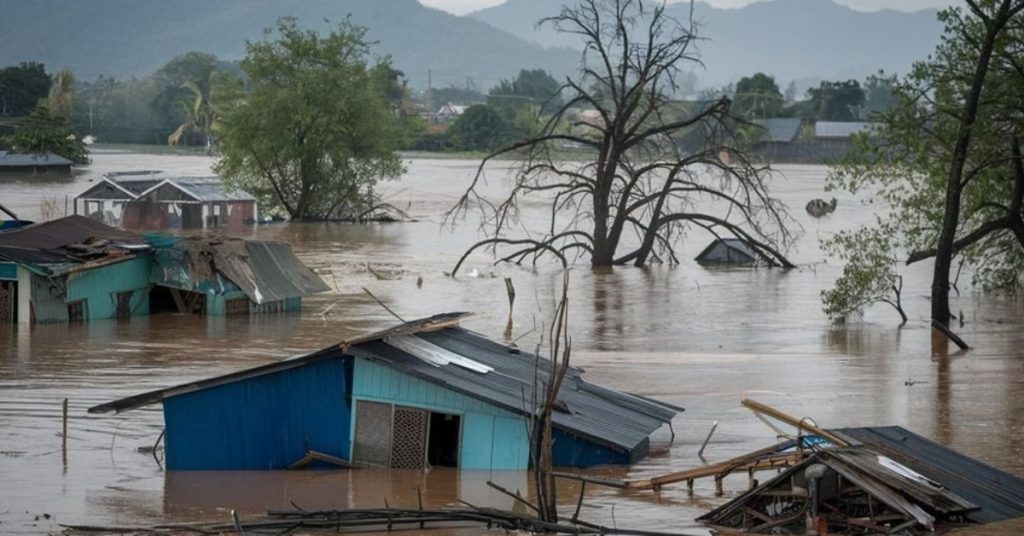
(0, 216, 146, 266)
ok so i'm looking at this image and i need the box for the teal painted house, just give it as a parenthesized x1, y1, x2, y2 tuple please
(0, 216, 328, 324)
(91, 314, 681, 471)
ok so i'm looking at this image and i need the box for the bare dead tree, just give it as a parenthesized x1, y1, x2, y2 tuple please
(448, 0, 797, 271)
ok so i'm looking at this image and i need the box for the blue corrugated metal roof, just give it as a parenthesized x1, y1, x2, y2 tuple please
(90, 313, 680, 453)
(0, 150, 73, 167)
(137, 176, 255, 202)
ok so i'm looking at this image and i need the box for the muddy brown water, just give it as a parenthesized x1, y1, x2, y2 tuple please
(0, 149, 1022, 534)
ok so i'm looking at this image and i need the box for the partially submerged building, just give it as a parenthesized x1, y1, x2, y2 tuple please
(90, 313, 681, 471)
(695, 237, 774, 266)
(699, 426, 1024, 535)
(75, 172, 257, 230)
(0, 150, 73, 173)
(0, 216, 327, 324)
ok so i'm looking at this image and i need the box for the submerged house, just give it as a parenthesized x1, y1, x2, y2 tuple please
(90, 313, 681, 471)
(700, 426, 1024, 535)
(695, 237, 775, 266)
(0, 216, 327, 324)
(74, 172, 257, 230)
(0, 150, 73, 173)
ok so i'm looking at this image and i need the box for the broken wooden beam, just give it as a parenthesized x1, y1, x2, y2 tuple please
(741, 398, 849, 447)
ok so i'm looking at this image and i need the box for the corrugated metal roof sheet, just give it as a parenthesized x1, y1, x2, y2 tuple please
(0, 150, 74, 167)
(138, 177, 256, 202)
(836, 426, 1024, 524)
(89, 313, 680, 453)
(0, 216, 147, 266)
(754, 118, 801, 142)
(243, 241, 331, 303)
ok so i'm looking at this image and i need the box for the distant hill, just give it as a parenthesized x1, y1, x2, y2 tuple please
(0, 0, 579, 90)
(469, 0, 944, 89)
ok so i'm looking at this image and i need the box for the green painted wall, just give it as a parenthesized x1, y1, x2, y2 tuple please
(65, 257, 151, 320)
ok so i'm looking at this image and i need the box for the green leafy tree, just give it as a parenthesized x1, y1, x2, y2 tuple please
(822, 225, 907, 325)
(733, 72, 783, 118)
(489, 68, 563, 115)
(824, 1, 1024, 326)
(0, 62, 51, 117)
(216, 17, 404, 221)
(862, 71, 897, 117)
(448, 104, 511, 151)
(2, 105, 88, 164)
(807, 79, 865, 121)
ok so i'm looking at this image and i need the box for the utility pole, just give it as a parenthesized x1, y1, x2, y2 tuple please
(427, 69, 433, 124)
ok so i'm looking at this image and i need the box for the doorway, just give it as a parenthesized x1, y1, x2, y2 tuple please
(427, 412, 461, 468)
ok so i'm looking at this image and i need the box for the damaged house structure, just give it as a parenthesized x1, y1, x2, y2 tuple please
(699, 426, 1024, 535)
(74, 172, 257, 230)
(0, 216, 327, 324)
(90, 313, 681, 471)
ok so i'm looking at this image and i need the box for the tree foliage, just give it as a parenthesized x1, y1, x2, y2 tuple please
(824, 1, 1024, 324)
(807, 79, 865, 121)
(216, 17, 404, 221)
(822, 224, 907, 325)
(448, 104, 513, 151)
(0, 62, 51, 117)
(489, 68, 564, 114)
(449, 0, 796, 270)
(733, 72, 783, 119)
(2, 105, 89, 164)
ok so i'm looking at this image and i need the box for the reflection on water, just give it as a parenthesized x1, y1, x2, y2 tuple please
(0, 151, 1022, 534)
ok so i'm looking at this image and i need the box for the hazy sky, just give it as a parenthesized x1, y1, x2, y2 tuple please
(420, 0, 960, 16)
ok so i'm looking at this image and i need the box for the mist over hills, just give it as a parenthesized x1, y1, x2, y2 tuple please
(0, 0, 579, 90)
(469, 0, 945, 89)
(0, 0, 944, 94)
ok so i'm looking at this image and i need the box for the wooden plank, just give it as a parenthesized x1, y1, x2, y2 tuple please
(741, 398, 849, 446)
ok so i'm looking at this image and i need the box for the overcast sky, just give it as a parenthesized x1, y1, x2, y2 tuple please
(420, 0, 960, 16)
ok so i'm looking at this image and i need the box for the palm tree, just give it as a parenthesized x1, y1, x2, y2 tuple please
(48, 69, 75, 120)
(167, 79, 215, 152)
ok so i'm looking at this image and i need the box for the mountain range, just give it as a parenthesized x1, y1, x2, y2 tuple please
(0, 0, 944, 93)
(469, 0, 944, 89)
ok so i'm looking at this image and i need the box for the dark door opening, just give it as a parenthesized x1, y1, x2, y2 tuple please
(427, 412, 461, 468)
(149, 286, 206, 315)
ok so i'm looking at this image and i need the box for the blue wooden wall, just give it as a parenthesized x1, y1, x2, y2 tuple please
(163, 357, 352, 470)
(551, 428, 634, 467)
(352, 358, 531, 470)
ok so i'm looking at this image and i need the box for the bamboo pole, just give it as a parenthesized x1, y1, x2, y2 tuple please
(62, 398, 69, 466)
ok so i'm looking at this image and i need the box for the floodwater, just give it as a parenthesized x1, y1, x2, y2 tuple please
(0, 149, 1022, 534)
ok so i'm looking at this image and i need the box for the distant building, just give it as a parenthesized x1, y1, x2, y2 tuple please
(0, 216, 328, 325)
(753, 118, 801, 143)
(0, 151, 73, 173)
(814, 121, 876, 138)
(435, 102, 468, 122)
(74, 172, 257, 230)
(90, 313, 681, 471)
